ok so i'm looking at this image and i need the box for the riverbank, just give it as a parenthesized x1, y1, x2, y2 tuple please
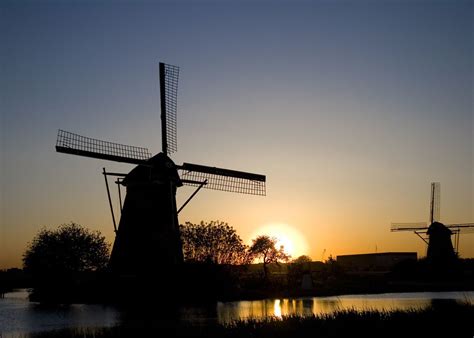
(25, 302, 474, 338)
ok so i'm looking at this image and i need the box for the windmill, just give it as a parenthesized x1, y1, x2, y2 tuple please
(391, 182, 474, 259)
(55, 62, 266, 274)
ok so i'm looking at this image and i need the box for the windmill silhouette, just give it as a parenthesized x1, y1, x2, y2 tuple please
(56, 62, 266, 274)
(391, 182, 473, 259)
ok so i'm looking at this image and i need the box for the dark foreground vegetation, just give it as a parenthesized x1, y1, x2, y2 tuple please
(27, 303, 474, 338)
(2, 257, 474, 303)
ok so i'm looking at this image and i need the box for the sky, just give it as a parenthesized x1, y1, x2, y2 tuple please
(1, 0, 473, 269)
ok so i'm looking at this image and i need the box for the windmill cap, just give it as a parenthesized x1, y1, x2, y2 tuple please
(427, 221, 452, 235)
(121, 152, 182, 186)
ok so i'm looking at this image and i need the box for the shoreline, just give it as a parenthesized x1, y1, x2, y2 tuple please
(3, 284, 474, 306)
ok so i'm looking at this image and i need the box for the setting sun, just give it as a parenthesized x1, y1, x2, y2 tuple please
(249, 223, 310, 259)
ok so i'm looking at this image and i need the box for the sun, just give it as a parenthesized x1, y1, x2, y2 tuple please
(249, 223, 310, 259)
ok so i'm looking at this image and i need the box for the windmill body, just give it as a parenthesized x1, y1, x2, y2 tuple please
(55, 63, 266, 276)
(426, 222, 456, 261)
(109, 153, 183, 274)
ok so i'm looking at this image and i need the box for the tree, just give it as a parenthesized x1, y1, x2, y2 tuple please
(292, 255, 312, 264)
(180, 221, 249, 265)
(248, 235, 291, 279)
(23, 222, 110, 275)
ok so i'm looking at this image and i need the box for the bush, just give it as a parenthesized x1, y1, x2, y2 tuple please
(23, 222, 110, 275)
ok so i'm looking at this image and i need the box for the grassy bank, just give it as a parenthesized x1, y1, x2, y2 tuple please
(27, 303, 474, 338)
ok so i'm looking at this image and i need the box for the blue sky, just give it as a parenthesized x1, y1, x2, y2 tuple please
(1, 0, 472, 268)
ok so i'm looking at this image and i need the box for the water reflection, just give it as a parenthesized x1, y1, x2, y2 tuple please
(216, 291, 473, 323)
(0, 290, 118, 336)
(217, 297, 335, 323)
(273, 299, 282, 318)
(217, 298, 279, 323)
(1, 290, 473, 335)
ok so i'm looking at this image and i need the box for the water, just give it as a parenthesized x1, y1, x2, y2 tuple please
(217, 291, 474, 323)
(0, 290, 118, 337)
(1, 289, 472, 336)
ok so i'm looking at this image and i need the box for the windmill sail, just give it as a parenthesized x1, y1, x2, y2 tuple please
(391, 222, 428, 231)
(56, 129, 151, 165)
(430, 182, 440, 223)
(159, 62, 179, 155)
(178, 162, 266, 196)
(446, 223, 474, 232)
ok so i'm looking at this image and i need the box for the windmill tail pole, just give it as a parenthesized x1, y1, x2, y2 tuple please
(116, 178, 123, 213)
(103, 168, 117, 233)
(177, 180, 208, 214)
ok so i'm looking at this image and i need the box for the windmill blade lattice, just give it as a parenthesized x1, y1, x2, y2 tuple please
(56, 129, 151, 165)
(179, 162, 266, 196)
(430, 182, 440, 223)
(160, 63, 179, 155)
(391, 222, 428, 231)
(446, 223, 474, 233)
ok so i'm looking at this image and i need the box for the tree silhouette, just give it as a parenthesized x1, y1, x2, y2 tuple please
(292, 255, 312, 264)
(248, 235, 291, 279)
(180, 221, 249, 265)
(23, 222, 110, 275)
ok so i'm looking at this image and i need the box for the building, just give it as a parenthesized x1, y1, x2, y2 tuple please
(337, 252, 417, 272)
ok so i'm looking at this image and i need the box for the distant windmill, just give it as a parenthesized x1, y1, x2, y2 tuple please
(56, 62, 266, 274)
(391, 182, 474, 259)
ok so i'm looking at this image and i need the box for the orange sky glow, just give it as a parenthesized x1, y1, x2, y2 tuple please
(1, 1, 472, 269)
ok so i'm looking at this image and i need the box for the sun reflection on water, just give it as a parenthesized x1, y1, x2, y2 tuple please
(273, 299, 282, 318)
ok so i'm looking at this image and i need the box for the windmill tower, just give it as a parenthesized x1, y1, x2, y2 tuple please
(391, 182, 474, 260)
(55, 63, 266, 275)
